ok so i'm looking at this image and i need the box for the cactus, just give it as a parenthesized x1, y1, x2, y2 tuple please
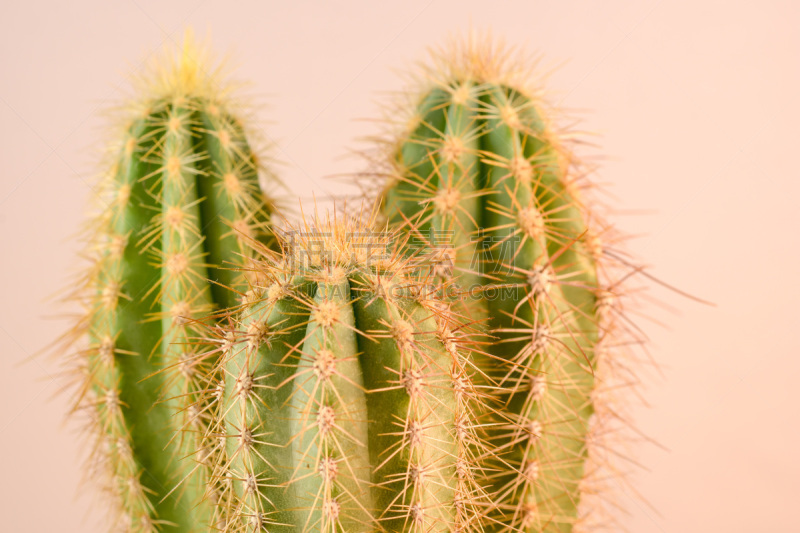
(199, 214, 490, 532)
(72, 34, 276, 532)
(57, 30, 644, 533)
(367, 38, 625, 532)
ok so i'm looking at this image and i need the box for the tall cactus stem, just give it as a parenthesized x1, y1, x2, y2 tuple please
(365, 35, 641, 532)
(67, 32, 277, 532)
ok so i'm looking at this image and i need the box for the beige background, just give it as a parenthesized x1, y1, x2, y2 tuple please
(2, 1, 799, 531)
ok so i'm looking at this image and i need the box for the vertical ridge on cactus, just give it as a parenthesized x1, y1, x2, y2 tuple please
(362, 35, 642, 532)
(198, 213, 492, 532)
(68, 32, 277, 532)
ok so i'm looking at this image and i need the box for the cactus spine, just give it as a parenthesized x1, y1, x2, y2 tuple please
(202, 216, 489, 532)
(372, 39, 617, 532)
(78, 35, 275, 532)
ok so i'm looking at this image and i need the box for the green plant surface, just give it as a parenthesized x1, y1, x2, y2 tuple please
(373, 38, 617, 533)
(203, 216, 490, 532)
(76, 35, 276, 532)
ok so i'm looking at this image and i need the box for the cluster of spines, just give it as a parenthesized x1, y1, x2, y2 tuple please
(72, 37, 275, 532)
(197, 216, 491, 532)
(362, 37, 641, 532)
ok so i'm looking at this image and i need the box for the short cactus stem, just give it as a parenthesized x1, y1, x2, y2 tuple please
(370, 37, 628, 532)
(73, 34, 276, 532)
(203, 215, 490, 532)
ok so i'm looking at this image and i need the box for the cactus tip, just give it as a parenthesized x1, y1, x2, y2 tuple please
(134, 26, 227, 102)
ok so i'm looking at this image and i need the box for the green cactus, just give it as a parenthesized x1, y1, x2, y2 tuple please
(60, 30, 638, 533)
(200, 215, 490, 533)
(371, 38, 615, 532)
(77, 35, 276, 532)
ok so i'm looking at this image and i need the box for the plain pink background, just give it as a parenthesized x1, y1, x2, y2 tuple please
(2, 1, 798, 531)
